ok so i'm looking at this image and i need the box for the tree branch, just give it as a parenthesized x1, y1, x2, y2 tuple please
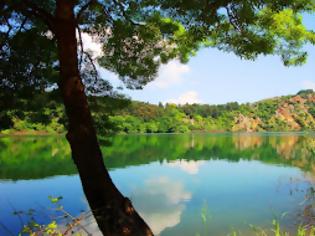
(94, 1, 113, 24)
(0, 15, 28, 50)
(77, 25, 84, 69)
(76, 26, 99, 81)
(84, 51, 98, 77)
(17, 16, 28, 33)
(0, 16, 13, 49)
(225, 6, 242, 32)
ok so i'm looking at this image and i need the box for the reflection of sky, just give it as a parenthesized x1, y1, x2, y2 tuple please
(0, 159, 313, 236)
(0, 175, 86, 235)
(167, 160, 206, 175)
(131, 176, 191, 235)
(110, 160, 312, 236)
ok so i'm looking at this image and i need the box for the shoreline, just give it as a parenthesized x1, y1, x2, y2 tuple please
(1, 129, 315, 137)
(0, 130, 65, 137)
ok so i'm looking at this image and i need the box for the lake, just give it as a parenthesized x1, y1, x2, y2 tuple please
(0, 133, 315, 235)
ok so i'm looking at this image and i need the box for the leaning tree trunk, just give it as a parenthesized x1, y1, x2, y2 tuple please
(54, 1, 153, 235)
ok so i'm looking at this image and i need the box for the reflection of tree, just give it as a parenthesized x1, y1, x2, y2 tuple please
(130, 177, 191, 235)
(104, 134, 315, 174)
(1, 133, 315, 179)
(269, 135, 299, 159)
(232, 134, 263, 151)
(0, 136, 74, 179)
(269, 136, 315, 172)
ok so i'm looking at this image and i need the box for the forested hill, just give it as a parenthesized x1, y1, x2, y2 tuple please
(108, 89, 315, 133)
(1, 89, 315, 134)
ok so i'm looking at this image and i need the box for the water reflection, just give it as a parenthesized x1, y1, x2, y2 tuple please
(132, 177, 191, 235)
(1, 133, 315, 179)
(1, 133, 315, 235)
(233, 134, 263, 150)
(168, 160, 205, 175)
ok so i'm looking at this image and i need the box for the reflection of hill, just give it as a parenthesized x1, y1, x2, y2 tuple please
(0, 136, 75, 180)
(269, 135, 299, 159)
(1, 133, 315, 180)
(232, 134, 263, 150)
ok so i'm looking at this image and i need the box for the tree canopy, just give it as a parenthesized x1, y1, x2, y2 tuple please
(1, 0, 315, 93)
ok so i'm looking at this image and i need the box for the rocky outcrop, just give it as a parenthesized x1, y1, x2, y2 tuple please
(232, 114, 262, 132)
(232, 91, 315, 132)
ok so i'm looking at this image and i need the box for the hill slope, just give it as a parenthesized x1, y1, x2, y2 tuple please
(110, 89, 315, 133)
(231, 90, 315, 132)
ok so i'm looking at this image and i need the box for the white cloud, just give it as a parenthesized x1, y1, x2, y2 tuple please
(168, 160, 205, 175)
(149, 60, 190, 89)
(168, 90, 202, 105)
(80, 32, 103, 58)
(302, 80, 315, 91)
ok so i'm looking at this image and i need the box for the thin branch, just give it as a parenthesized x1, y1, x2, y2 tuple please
(57, 208, 91, 235)
(94, 1, 114, 24)
(225, 6, 242, 32)
(84, 51, 98, 77)
(0, 15, 30, 52)
(77, 26, 84, 69)
(16, 16, 28, 33)
(0, 16, 13, 49)
(76, 23, 99, 81)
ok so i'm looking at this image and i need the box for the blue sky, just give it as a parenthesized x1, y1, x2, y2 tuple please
(99, 13, 315, 105)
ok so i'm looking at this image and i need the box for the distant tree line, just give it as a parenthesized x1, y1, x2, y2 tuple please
(1, 89, 315, 134)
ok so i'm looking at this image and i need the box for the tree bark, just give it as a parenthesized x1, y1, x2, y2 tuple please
(54, 1, 153, 235)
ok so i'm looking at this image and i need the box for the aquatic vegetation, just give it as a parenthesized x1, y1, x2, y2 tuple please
(13, 196, 94, 236)
(15, 203, 315, 236)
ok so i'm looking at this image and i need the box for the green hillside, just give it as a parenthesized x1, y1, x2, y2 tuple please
(107, 89, 315, 133)
(1, 89, 315, 134)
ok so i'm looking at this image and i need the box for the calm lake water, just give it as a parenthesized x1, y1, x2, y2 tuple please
(0, 133, 315, 235)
